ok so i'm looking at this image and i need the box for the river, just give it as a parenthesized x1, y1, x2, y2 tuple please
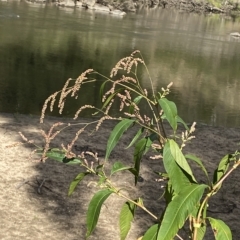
(1, 1, 240, 127)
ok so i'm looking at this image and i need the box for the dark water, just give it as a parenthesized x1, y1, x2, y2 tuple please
(1, 1, 240, 127)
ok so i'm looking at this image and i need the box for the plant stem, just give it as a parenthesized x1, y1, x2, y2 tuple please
(193, 159, 240, 239)
(139, 52, 156, 100)
(212, 160, 240, 191)
(117, 190, 185, 240)
(192, 195, 209, 240)
(176, 234, 184, 240)
(116, 191, 158, 220)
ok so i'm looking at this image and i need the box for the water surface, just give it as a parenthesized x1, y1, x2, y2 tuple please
(1, 1, 240, 127)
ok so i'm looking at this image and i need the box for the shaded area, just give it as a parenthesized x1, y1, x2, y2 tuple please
(0, 113, 165, 239)
(1, 113, 240, 239)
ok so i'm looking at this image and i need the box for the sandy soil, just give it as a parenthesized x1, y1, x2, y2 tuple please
(1, 112, 240, 240)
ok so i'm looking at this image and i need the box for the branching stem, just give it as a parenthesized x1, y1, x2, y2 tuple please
(193, 159, 240, 239)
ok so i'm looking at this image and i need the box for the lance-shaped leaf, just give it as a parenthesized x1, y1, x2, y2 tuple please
(169, 140, 197, 183)
(163, 141, 193, 193)
(105, 119, 135, 160)
(142, 224, 158, 240)
(195, 225, 207, 240)
(185, 154, 209, 183)
(134, 138, 147, 184)
(119, 201, 137, 240)
(110, 161, 136, 176)
(145, 133, 158, 154)
(99, 80, 109, 101)
(133, 136, 152, 184)
(68, 172, 90, 196)
(208, 217, 232, 240)
(157, 184, 207, 240)
(86, 189, 113, 238)
(158, 98, 178, 132)
(129, 96, 143, 114)
(213, 155, 230, 184)
(126, 127, 144, 149)
(45, 149, 82, 165)
(101, 88, 123, 110)
(161, 114, 189, 131)
(92, 80, 112, 116)
(176, 115, 189, 130)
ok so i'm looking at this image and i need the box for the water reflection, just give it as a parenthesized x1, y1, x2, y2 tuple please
(0, 2, 240, 126)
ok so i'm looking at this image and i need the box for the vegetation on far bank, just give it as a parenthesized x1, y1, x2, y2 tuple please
(52, 0, 240, 15)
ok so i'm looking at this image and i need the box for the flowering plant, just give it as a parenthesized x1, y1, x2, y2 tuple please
(20, 51, 238, 240)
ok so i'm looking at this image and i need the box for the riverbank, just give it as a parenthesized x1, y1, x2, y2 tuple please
(18, 0, 240, 16)
(1, 112, 240, 239)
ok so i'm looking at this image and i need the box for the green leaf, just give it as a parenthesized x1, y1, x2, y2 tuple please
(185, 154, 209, 183)
(86, 189, 113, 238)
(92, 80, 111, 115)
(45, 149, 82, 165)
(129, 96, 143, 114)
(119, 201, 137, 240)
(144, 136, 153, 154)
(169, 140, 197, 183)
(126, 127, 144, 149)
(142, 224, 158, 240)
(163, 142, 192, 193)
(213, 155, 230, 184)
(134, 95, 143, 104)
(99, 80, 109, 101)
(105, 119, 135, 160)
(134, 138, 147, 184)
(208, 218, 232, 240)
(189, 204, 206, 240)
(161, 114, 189, 131)
(158, 98, 178, 132)
(128, 168, 138, 177)
(110, 161, 133, 175)
(176, 115, 189, 130)
(196, 225, 207, 240)
(133, 137, 152, 184)
(157, 184, 207, 240)
(102, 88, 123, 110)
(97, 175, 107, 186)
(68, 172, 89, 196)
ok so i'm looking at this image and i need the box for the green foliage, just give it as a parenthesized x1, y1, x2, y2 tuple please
(185, 154, 209, 183)
(86, 189, 113, 238)
(45, 149, 82, 165)
(195, 224, 206, 240)
(213, 154, 231, 184)
(168, 140, 197, 183)
(163, 141, 193, 193)
(157, 184, 207, 240)
(158, 98, 178, 132)
(110, 161, 136, 176)
(105, 119, 134, 160)
(119, 201, 137, 240)
(68, 172, 90, 196)
(208, 217, 232, 240)
(142, 224, 158, 240)
(133, 137, 152, 184)
(125, 127, 144, 149)
(33, 51, 240, 239)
